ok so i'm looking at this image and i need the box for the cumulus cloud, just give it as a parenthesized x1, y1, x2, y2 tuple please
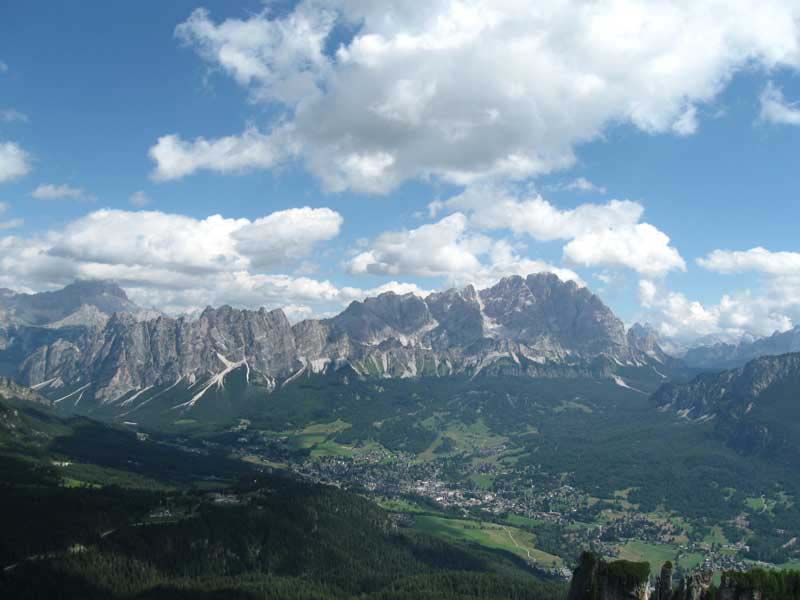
(129, 191, 152, 208)
(32, 183, 86, 200)
(563, 223, 685, 278)
(348, 212, 581, 288)
(150, 1, 800, 193)
(638, 279, 798, 345)
(0, 142, 31, 182)
(434, 185, 643, 240)
(430, 184, 684, 277)
(149, 125, 298, 181)
(760, 81, 800, 125)
(233, 206, 343, 268)
(698, 247, 800, 276)
(635, 245, 800, 344)
(0, 207, 366, 318)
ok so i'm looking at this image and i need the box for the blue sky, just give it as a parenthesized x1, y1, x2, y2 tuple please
(1, 1, 800, 346)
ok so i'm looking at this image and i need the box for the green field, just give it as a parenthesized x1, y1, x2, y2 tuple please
(614, 540, 677, 567)
(414, 514, 564, 567)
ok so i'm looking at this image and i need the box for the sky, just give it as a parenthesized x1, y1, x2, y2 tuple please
(1, 0, 800, 347)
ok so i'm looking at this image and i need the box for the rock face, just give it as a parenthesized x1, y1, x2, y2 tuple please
(0, 377, 50, 406)
(567, 552, 651, 600)
(0, 280, 154, 329)
(0, 273, 674, 414)
(653, 562, 674, 600)
(653, 353, 800, 420)
(566, 557, 786, 600)
(683, 326, 800, 369)
(652, 353, 800, 459)
(673, 572, 713, 600)
(627, 324, 675, 367)
(566, 556, 719, 600)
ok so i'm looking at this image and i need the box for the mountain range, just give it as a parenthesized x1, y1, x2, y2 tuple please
(0, 274, 675, 420)
(653, 352, 800, 460)
(681, 326, 800, 369)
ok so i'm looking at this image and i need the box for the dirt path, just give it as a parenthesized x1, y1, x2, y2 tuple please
(502, 525, 535, 562)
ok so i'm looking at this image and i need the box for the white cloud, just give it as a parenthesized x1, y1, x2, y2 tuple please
(347, 212, 581, 288)
(0, 142, 31, 182)
(233, 206, 343, 268)
(149, 125, 298, 181)
(430, 184, 684, 277)
(0, 206, 421, 319)
(638, 279, 797, 345)
(49, 210, 251, 273)
(129, 190, 152, 208)
(0, 61, 7, 73)
(46, 207, 342, 275)
(638, 246, 800, 343)
(151, 1, 800, 193)
(698, 247, 800, 276)
(32, 183, 85, 200)
(671, 105, 699, 136)
(563, 223, 686, 278)
(349, 213, 486, 278)
(760, 81, 800, 125)
(0, 109, 28, 123)
(175, 6, 335, 106)
(436, 185, 643, 240)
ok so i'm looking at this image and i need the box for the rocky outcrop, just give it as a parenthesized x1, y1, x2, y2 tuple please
(566, 556, 797, 600)
(628, 324, 676, 367)
(653, 562, 674, 600)
(0, 377, 50, 406)
(652, 353, 800, 421)
(652, 352, 800, 458)
(0, 273, 675, 413)
(568, 552, 651, 600)
(566, 555, 719, 600)
(0, 280, 157, 329)
(673, 571, 713, 600)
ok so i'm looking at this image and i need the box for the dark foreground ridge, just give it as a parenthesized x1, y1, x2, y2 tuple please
(568, 552, 800, 600)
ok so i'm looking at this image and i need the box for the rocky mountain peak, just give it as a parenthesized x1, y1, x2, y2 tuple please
(331, 291, 433, 343)
(60, 279, 130, 300)
(0, 279, 141, 328)
(477, 272, 627, 355)
(1, 273, 676, 414)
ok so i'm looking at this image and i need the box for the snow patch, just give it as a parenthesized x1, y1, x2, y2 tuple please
(120, 385, 154, 407)
(611, 375, 646, 395)
(53, 383, 91, 404)
(31, 377, 58, 390)
(172, 353, 249, 410)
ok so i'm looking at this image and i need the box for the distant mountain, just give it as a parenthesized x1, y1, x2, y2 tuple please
(0, 273, 677, 418)
(625, 323, 675, 367)
(652, 352, 800, 459)
(682, 326, 800, 369)
(0, 280, 152, 328)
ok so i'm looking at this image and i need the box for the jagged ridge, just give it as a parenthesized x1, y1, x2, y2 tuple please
(0, 274, 674, 414)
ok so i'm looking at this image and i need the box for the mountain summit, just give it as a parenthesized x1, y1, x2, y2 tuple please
(0, 274, 673, 417)
(0, 280, 144, 328)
